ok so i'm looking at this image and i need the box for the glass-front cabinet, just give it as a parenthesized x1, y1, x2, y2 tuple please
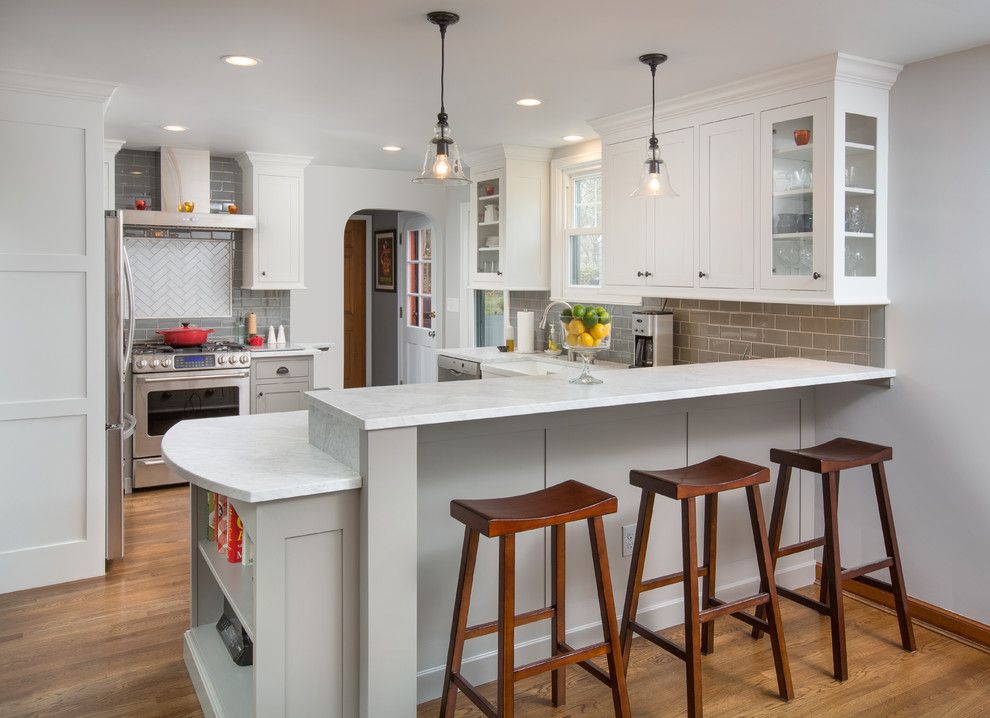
(471, 170, 503, 284)
(761, 99, 827, 290)
(843, 114, 878, 278)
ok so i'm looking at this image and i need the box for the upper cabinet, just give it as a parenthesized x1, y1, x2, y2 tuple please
(236, 152, 312, 290)
(465, 145, 552, 290)
(592, 53, 901, 305)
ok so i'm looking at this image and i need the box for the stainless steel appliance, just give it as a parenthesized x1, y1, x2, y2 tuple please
(632, 309, 674, 367)
(106, 211, 137, 559)
(437, 354, 482, 381)
(131, 342, 251, 488)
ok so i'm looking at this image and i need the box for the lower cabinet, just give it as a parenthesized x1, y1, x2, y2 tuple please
(250, 356, 314, 414)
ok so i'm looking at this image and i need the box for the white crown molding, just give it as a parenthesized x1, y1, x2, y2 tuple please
(462, 144, 553, 171)
(590, 53, 902, 138)
(0, 69, 117, 104)
(104, 139, 126, 157)
(236, 151, 314, 172)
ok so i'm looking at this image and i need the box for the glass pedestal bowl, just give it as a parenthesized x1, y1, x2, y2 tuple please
(560, 317, 612, 385)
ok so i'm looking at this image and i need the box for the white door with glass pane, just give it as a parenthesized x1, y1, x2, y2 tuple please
(398, 213, 439, 384)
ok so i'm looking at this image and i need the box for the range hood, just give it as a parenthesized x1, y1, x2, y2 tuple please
(122, 147, 257, 230)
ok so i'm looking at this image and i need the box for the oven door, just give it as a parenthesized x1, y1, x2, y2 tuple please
(133, 368, 249, 458)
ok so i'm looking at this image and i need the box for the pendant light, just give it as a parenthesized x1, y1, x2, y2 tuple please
(631, 53, 677, 198)
(413, 11, 470, 185)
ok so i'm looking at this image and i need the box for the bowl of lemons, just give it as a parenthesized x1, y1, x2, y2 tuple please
(559, 304, 612, 385)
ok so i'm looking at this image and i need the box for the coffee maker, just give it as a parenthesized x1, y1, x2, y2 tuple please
(632, 309, 674, 367)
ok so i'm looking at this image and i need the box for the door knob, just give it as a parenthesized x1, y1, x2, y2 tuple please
(813, 272, 822, 280)
(698, 271, 707, 278)
(428, 310, 437, 319)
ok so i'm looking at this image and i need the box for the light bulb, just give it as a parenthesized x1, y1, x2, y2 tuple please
(433, 153, 450, 178)
(648, 174, 661, 192)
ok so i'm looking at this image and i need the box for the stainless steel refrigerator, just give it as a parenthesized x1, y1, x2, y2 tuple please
(106, 211, 136, 559)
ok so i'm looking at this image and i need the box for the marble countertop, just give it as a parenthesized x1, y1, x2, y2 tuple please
(440, 346, 629, 370)
(247, 344, 320, 358)
(307, 358, 894, 431)
(162, 411, 361, 502)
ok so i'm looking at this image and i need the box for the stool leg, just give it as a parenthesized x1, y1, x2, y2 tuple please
(681, 497, 703, 718)
(498, 534, 516, 717)
(620, 489, 655, 671)
(701, 494, 718, 655)
(440, 527, 479, 718)
(822, 471, 848, 681)
(550, 523, 566, 706)
(753, 464, 791, 640)
(820, 472, 840, 606)
(588, 516, 632, 718)
(746, 485, 794, 701)
(871, 461, 917, 652)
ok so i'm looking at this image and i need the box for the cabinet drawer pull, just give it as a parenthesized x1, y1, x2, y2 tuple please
(276, 366, 290, 375)
(698, 271, 707, 278)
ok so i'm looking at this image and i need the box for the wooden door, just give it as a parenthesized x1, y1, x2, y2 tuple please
(343, 218, 366, 388)
(603, 138, 649, 287)
(699, 114, 756, 289)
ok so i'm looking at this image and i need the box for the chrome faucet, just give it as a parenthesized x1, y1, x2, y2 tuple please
(539, 300, 573, 329)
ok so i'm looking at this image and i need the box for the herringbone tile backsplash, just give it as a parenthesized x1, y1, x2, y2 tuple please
(127, 237, 232, 318)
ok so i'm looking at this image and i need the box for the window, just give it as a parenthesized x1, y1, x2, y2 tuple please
(406, 228, 433, 328)
(566, 168, 602, 288)
(474, 289, 504, 347)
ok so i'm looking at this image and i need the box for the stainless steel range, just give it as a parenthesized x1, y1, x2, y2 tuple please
(131, 342, 251, 488)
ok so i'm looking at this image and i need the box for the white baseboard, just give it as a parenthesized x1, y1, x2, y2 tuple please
(416, 560, 815, 703)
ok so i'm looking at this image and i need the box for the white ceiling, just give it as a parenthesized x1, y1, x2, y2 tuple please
(2, 0, 989, 170)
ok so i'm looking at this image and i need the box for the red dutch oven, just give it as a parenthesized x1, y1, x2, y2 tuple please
(156, 322, 215, 347)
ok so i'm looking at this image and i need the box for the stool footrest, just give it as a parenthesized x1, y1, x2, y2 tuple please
(629, 620, 687, 662)
(464, 606, 556, 640)
(775, 536, 825, 558)
(450, 673, 497, 718)
(514, 642, 608, 682)
(848, 572, 895, 594)
(558, 640, 613, 686)
(777, 585, 830, 615)
(641, 565, 709, 593)
(701, 593, 769, 623)
(708, 597, 772, 633)
(841, 558, 894, 582)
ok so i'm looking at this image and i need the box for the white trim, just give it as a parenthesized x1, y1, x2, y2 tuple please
(352, 214, 373, 387)
(590, 53, 901, 141)
(0, 68, 117, 104)
(235, 151, 313, 171)
(549, 149, 643, 305)
(458, 202, 473, 347)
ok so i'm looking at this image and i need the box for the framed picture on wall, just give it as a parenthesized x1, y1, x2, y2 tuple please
(374, 230, 397, 292)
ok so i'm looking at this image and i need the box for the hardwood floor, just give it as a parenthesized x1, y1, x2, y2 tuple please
(1, 487, 988, 717)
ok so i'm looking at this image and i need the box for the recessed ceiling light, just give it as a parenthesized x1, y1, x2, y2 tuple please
(221, 55, 261, 67)
(382, 145, 402, 152)
(516, 98, 542, 107)
(161, 124, 188, 132)
(562, 135, 584, 142)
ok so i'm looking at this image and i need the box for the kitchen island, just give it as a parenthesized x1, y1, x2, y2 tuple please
(304, 357, 894, 715)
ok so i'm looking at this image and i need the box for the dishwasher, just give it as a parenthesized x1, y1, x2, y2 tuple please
(437, 355, 482, 381)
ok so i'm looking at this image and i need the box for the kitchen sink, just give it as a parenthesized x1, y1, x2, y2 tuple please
(482, 360, 572, 378)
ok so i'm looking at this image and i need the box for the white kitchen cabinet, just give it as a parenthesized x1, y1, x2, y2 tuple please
(465, 145, 551, 290)
(250, 355, 314, 414)
(592, 53, 900, 305)
(236, 152, 312, 290)
(699, 114, 755, 290)
(603, 128, 694, 289)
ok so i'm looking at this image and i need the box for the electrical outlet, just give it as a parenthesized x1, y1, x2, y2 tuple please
(622, 524, 636, 557)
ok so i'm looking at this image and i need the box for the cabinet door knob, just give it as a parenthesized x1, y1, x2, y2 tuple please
(698, 271, 707, 278)
(257, 392, 264, 397)
(496, 270, 503, 276)
(276, 366, 289, 375)
(428, 330, 436, 338)
(813, 272, 822, 280)
(644, 271, 653, 278)
(636, 271, 644, 277)
(261, 271, 267, 277)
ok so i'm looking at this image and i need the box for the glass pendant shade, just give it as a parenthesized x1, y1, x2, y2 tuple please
(415, 120, 469, 184)
(630, 147, 677, 198)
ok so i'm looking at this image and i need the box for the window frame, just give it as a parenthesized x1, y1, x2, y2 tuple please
(550, 147, 642, 305)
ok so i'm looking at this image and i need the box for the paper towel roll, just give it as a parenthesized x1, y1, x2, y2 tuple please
(517, 311, 535, 353)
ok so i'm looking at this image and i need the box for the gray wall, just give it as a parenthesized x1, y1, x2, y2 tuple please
(816, 42, 990, 623)
(365, 210, 400, 386)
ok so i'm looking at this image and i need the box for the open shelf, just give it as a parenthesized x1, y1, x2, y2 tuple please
(772, 232, 812, 239)
(845, 141, 876, 154)
(844, 231, 875, 238)
(198, 539, 255, 640)
(773, 188, 813, 198)
(845, 187, 875, 195)
(774, 144, 813, 160)
(184, 624, 254, 718)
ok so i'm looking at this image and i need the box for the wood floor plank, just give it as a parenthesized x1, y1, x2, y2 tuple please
(1, 487, 988, 717)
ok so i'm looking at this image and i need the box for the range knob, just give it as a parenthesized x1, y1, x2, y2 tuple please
(150, 359, 160, 368)
(137, 359, 148, 368)
(217, 355, 227, 364)
(162, 358, 172, 367)
(239, 354, 249, 364)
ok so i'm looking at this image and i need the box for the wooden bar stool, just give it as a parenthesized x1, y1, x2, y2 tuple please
(752, 437, 916, 681)
(439, 479, 630, 718)
(620, 456, 793, 718)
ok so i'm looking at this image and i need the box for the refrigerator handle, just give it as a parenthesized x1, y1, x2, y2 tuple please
(122, 244, 136, 370)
